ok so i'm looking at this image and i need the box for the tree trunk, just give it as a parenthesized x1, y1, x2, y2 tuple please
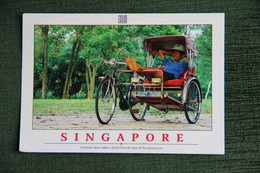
(62, 26, 84, 99)
(205, 81, 212, 100)
(85, 59, 100, 99)
(41, 26, 49, 99)
(67, 42, 81, 97)
(62, 38, 78, 99)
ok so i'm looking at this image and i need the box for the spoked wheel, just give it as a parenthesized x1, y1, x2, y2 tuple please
(95, 77, 116, 124)
(184, 79, 202, 124)
(128, 84, 147, 121)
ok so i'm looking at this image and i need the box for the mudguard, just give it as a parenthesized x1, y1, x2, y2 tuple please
(182, 77, 202, 104)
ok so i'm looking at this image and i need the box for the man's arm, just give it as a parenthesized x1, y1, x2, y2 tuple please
(148, 44, 159, 57)
(158, 49, 172, 61)
(158, 49, 165, 60)
(181, 53, 188, 64)
(185, 57, 188, 64)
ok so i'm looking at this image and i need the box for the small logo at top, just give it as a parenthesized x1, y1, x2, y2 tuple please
(118, 15, 127, 24)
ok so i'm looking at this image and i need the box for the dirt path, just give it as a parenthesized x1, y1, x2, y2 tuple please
(33, 113, 211, 131)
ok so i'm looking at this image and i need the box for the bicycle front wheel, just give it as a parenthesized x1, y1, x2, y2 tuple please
(95, 77, 116, 124)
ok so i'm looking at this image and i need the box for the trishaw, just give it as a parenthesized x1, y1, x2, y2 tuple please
(95, 35, 202, 125)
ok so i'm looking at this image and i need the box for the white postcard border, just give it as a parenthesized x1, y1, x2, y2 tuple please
(20, 13, 225, 154)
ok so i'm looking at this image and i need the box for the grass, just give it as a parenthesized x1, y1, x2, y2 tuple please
(33, 99, 96, 116)
(201, 99, 212, 114)
(33, 98, 212, 116)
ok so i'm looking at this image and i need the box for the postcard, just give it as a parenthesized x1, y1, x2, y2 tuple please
(20, 13, 225, 154)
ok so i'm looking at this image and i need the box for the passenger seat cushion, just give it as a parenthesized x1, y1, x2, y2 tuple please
(143, 67, 193, 87)
(163, 79, 185, 86)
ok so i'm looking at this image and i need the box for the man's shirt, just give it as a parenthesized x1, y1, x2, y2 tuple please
(163, 57, 187, 79)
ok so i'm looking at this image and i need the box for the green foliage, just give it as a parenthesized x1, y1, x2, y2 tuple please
(195, 25, 212, 98)
(34, 25, 212, 99)
(47, 56, 86, 98)
(34, 26, 86, 98)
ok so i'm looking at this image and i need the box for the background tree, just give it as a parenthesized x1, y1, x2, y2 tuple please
(81, 25, 133, 99)
(62, 26, 84, 99)
(34, 25, 49, 99)
(195, 25, 212, 98)
(85, 58, 101, 99)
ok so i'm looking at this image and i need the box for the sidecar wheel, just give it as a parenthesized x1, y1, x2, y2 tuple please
(184, 79, 202, 124)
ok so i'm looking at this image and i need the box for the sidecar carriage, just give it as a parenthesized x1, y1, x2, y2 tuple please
(126, 35, 202, 124)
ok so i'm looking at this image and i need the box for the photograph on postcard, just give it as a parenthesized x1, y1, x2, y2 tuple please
(32, 25, 212, 131)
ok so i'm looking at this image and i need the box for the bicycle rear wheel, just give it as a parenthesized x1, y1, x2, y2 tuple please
(128, 85, 147, 121)
(95, 77, 116, 124)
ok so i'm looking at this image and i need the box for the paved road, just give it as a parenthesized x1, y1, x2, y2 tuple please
(33, 113, 212, 131)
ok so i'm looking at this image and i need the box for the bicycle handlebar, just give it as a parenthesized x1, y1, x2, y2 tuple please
(103, 59, 126, 66)
(117, 62, 126, 65)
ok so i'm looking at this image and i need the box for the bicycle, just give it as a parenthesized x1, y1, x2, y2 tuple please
(95, 59, 147, 124)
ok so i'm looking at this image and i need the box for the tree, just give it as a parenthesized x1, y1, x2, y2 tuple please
(81, 25, 184, 99)
(37, 25, 49, 99)
(34, 25, 69, 98)
(85, 58, 101, 99)
(62, 26, 84, 99)
(195, 25, 212, 98)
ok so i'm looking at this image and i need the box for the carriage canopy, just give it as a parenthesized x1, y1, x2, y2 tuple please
(143, 35, 198, 57)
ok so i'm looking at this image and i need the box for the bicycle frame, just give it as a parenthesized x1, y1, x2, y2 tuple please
(101, 59, 132, 109)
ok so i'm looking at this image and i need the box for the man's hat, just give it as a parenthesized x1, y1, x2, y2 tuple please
(171, 44, 185, 53)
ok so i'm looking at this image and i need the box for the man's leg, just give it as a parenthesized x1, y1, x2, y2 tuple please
(163, 71, 175, 81)
(125, 57, 140, 71)
(126, 57, 155, 72)
(125, 57, 163, 79)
